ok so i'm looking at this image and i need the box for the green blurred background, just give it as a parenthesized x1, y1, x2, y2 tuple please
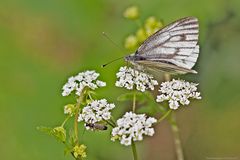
(0, 0, 240, 160)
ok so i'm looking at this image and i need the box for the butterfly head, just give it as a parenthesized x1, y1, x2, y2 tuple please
(124, 54, 135, 62)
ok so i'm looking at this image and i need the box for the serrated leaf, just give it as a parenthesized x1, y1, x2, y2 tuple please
(52, 126, 66, 143)
(37, 126, 66, 143)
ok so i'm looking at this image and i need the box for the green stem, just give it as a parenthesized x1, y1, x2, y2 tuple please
(61, 115, 71, 127)
(157, 109, 172, 123)
(132, 91, 136, 112)
(110, 116, 116, 126)
(169, 112, 184, 160)
(131, 91, 138, 160)
(74, 111, 79, 144)
(88, 92, 93, 101)
(104, 120, 115, 128)
(74, 89, 86, 144)
(131, 141, 138, 160)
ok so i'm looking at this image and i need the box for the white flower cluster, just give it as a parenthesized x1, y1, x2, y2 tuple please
(115, 66, 158, 92)
(62, 70, 106, 96)
(156, 79, 201, 110)
(78, 99, 115, 130)
(111, 112, 157, 146)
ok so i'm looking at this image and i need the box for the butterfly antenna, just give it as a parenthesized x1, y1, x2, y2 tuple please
(101, 31, 126, 68)
(101, 56, 125, 68)
(102, 32, 125, 53)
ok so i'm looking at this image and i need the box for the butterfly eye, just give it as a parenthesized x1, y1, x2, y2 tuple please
(124, 55, 131, 61)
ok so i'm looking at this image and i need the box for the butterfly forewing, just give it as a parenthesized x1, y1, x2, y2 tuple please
(135, 17, 199, 73)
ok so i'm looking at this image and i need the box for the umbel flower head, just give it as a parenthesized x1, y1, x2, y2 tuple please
(73, 144, 87, 159)
(156, 79, 201, 109)
(115, 66, 158, 92)
(62, 70, 106, 96)
(78, 99, 115, 130)
(111, 112, 157, 146)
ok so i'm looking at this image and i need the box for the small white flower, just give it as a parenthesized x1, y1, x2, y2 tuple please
(78, 99, 115, 130)
(156, 79, 201, 110)
(62, 70, 106, 96)
(96, 80, 106, 87)
(115, 66, 158, 92)
(111, 112, 157, 146)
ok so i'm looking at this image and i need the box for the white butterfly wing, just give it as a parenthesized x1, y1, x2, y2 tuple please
(136, 17, 199, 71)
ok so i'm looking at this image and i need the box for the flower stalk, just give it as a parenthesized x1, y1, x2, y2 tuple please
(169, 112, 184, 160)
(131, 141, 138, 160)
(131, 90, 138, 160)
(61, 115, 71, 127)
(157, 109, 172, 123)
(74, 91, 84, 144)
(104, 119, 115, 128)
(132, 91, 136, 112)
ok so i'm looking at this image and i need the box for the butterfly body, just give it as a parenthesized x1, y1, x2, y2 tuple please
(125, 17, 199, 74)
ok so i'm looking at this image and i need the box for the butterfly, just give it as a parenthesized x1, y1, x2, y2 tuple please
(125, 17, 199, 74)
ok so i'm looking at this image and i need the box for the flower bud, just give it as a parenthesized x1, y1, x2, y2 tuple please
(123, 6, 139, 20)
(73, 144, 87, 158)
(124, 35, 138, 50)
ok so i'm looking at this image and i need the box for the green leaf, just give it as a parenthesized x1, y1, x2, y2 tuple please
(137, 106, 155, 116)
(117, 91, 144, 101)
(52, 126, 66, 143)
(117, 92, 132, 101)
(144, 92, 167, 113)
(137, 99, 162, 116)
(37, 126, 66, 143)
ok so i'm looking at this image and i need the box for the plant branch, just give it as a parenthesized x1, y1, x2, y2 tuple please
(131, 90, 138, 160)
(157, 109, 172, 123)
(74, 110, 79, 144)
(104, 120, 115, 128)
(132, 91, 136, 112)
(169, 112, 184, 160)
(110, 116, 116, 126)
(61, 115, 71, 127)
(131, 141, 138, 160)
(74, 89, 86, 144)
